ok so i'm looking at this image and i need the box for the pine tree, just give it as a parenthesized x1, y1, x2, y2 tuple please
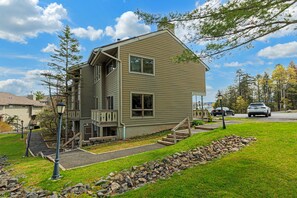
(42, 25, 82, 141)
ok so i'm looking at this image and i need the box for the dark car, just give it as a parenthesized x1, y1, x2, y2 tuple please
(211, 107, 235, 116)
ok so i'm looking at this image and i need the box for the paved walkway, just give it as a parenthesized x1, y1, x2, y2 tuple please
(29, 132, 55, 156)
(36, 121, 239, 170)
(48, 143, 165, 170)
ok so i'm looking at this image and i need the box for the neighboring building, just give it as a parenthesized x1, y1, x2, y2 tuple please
(0, 92, 45, 127)
(68, 29, 209, 141)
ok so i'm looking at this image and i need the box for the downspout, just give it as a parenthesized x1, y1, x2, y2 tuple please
(117, 46, 126, 140)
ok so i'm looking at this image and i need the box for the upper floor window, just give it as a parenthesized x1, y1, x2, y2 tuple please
(94, 65, 100, 82)
(131, 93, 154, 117)
(130, 55, 154, 75)
(106, 60, 116, 76)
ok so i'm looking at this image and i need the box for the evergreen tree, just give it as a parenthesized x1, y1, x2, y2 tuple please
(42, 25, 82, 141)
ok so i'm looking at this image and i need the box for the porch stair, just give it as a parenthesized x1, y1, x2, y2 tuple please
(157, 117, 191, 146)
(194, 125, 216, 130)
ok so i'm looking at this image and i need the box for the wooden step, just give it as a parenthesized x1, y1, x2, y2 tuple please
(167, 134, 188, 139)
(194, 126, 216, 130)
(175, 132, 190, 137)
(157, 140, 174, 146)
(162, 137, 182, 143)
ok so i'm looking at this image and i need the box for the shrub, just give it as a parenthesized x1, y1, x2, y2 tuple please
(192, 120, 204, 127)
(0, 121, 12, 132)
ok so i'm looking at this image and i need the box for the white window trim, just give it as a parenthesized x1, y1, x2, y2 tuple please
(129, 54, 155, 76)
(130, 91, 155, 119)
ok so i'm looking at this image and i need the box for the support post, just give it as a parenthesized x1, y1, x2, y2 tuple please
(187, 117, 192, 136)
(52, 113, 63, 180)
(24, 125, 33, 157)
(220, 99, 226, 129)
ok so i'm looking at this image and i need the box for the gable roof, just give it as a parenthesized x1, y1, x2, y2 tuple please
(0, 92, 44, 107)
(88, 29, 209, 71)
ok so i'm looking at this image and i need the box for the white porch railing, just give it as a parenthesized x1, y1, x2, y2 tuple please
(91, 110, 118, 125)
(68, 110, 81, 120)
(193, 109, 209, 119)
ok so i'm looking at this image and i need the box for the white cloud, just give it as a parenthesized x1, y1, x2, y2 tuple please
(105, 11, 151, 39)
(41, 43, 57, 53)
(0, 0, 67, 43)
(0, 68, 48, 95)
(258, 41, 297, 59)
(223, 60, 264, 67)
(206, 85, 213, 90)
(0, 66, 25, 77)
(72, 26, 103, 41)
(224, 62, 245, 67)
(0, 53, 47, 62)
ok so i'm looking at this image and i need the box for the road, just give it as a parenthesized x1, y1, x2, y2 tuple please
(233, 112, 297, 122)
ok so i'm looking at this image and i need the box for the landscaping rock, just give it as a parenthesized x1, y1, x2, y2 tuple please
(110, 182, 121, 192)
(92, 135, 256, 196)
(95, 179, 108, 186)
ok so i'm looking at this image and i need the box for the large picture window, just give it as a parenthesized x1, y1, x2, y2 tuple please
(132, 93, 154, 117)
(130, 55, 154, 75)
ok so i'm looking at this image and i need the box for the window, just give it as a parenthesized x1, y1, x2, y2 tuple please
(130, 55, 154, 75)
(106, 60, 116, 75)
(107, 96, 114, 110)
(94, 65, 100, 82)
(131, 93, 153, 117)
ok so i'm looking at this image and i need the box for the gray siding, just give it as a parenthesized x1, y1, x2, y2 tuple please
(94, 79, 101, 109)
(105, 67, 119, 110)
(120, 32, 206, 127)
(81, 65, 94, 117)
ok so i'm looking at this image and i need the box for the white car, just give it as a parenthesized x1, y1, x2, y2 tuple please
(247, 102, 271, 117)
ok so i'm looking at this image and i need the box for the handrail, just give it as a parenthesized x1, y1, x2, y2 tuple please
(62, 133, 80, 148)
(171, 117, 191, 144)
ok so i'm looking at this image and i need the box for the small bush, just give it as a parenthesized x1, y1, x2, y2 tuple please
(192, 120, 204, 127)
(0, 121, 12, 132)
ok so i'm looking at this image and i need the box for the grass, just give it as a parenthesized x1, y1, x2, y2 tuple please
(1, 122, 297, 197)
(84, 130, 171, 154)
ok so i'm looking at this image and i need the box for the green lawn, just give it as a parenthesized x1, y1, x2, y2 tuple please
(1, 122, 297, 197)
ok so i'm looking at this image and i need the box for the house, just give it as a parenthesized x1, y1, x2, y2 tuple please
(0, 92, 45, 127)
(68, 29, 209, 142)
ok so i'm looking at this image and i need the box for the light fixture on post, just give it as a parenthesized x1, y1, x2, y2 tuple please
(24, 124, 34, 157)
(218, 92, 226, 129)
(52, 102, 65, 180)
(16, 118, 19, 133)
(21, 120, 24, 139)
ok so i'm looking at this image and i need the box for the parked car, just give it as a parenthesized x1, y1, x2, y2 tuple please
(247, 102, 271, 117)
(211, 107, 235, 116)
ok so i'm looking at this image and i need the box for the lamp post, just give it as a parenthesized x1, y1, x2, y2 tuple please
(218, 92, 226, 129)
(24, 125, 34, 157)
(52, 102, 65, 180)
(16, 118, 19, 133)
(21, 120, 24, 139)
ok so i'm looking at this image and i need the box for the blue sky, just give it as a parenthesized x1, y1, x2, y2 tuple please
(0, 0, 296, 102)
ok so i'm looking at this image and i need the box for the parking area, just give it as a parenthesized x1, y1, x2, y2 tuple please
(233, 112, 297, 122)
